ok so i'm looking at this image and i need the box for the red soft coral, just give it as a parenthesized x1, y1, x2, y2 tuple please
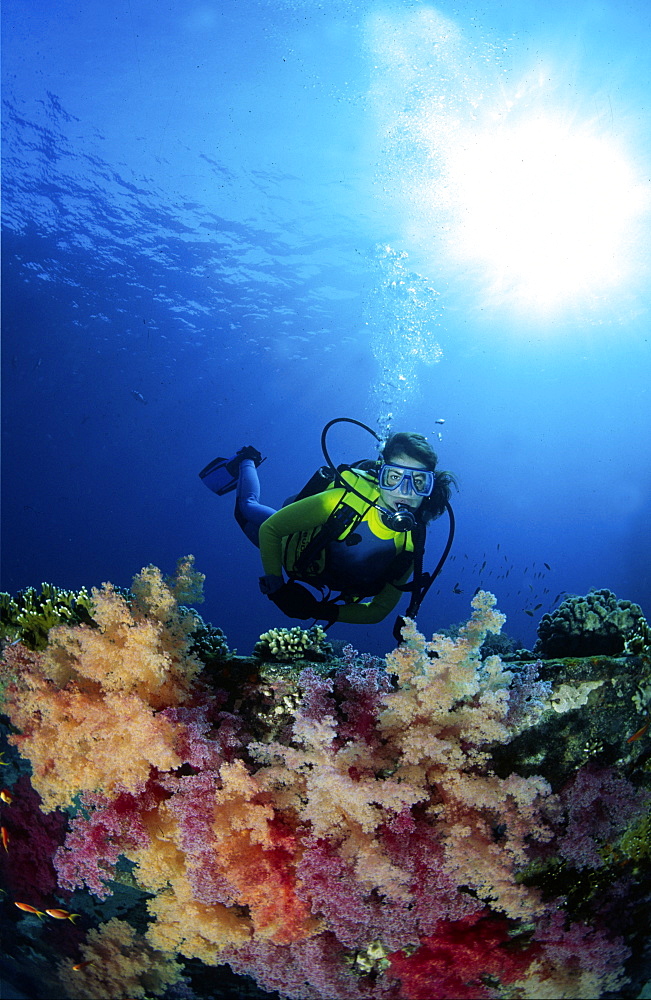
(0, 774, 68, 907)
(387, 912, 537, 1000)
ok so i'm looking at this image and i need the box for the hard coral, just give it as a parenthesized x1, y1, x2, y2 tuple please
(0, 582, 94, 651)
(534, 589, 647, 657)
(254, 625, 332, 662)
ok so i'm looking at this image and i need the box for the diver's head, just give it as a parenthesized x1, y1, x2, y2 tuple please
(378, 432, 438, 518)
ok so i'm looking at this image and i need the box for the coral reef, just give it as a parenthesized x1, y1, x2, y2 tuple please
(254, 625, 332, 662)
(56, 917, 184, 1000)
(187, 616, 230, 668)
(534, 588, 648, 657)
(0, 582, 95, 650)
(0, 563, 649, 1000)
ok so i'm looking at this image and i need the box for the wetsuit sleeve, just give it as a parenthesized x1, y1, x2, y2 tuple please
(258, 490, 345, 577)
(335, 581, 404, 623)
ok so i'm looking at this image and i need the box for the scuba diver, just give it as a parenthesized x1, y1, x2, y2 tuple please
(200, 419, 457, 639)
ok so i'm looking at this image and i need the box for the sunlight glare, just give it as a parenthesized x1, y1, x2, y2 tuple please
(444, 115, 647, 313)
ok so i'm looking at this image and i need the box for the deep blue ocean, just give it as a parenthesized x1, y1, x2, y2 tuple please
(3, 0, 651, 659)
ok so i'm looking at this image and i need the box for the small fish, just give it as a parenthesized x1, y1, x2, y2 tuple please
(453, 583, 463, 594)
(0, 753, 9, 766)
(46, 908, 80, 922)
(0, 788, 13, 804)
(14, 901, 46, 918)
(72, 962, 93, 972)
(1, 826, 9, 851)
(626, 722, 649, 744)
(544, 562, 551, 571)
(435, 418, 445, 424)
(131, 390, 147, 404)
(524, 610, 534, 617)
(533, 603, 543, 611)
(480, 560, 486, 572)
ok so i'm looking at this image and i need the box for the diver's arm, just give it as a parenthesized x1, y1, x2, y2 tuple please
(334, 582, 404, 624)
(258, 489, 345, 576)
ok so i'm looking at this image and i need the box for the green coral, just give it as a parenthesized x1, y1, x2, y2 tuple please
(625, 617, 651, 655)
(345, 940, 392, 976)
(0, 583, 95, 650)
(608, 809, 651, 868)
(253, 625, 332, 662)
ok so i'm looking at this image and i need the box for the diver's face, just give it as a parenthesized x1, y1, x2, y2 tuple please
(379, 451, 428, 512)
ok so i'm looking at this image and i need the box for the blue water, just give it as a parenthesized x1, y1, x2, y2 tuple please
(3, 0, 651, 658)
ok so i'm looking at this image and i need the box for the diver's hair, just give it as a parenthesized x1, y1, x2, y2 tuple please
(382, 432, 437, 469)
(380, 431, 458, 522)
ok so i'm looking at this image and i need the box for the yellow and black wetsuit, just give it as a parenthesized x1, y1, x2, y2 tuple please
(258, 469, 415, 624)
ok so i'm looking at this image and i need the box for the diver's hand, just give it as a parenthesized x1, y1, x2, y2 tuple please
(267, 581, 323, 620)
(259, 574, 285, 595)
(392, 615, 407, 644)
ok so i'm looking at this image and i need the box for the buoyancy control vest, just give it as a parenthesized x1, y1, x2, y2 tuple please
(283, 467, 415, 597)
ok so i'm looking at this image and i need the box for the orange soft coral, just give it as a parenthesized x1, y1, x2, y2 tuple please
(208, 760, 320, 944)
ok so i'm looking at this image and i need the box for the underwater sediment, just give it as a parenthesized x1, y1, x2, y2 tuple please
(0, 558, 649, 1000)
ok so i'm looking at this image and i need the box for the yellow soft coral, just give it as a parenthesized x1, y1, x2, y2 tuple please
(2, 560, 204, 810)
(57, 917, 183, 1000)
(252, 710, 425, 902)
(7, 673, 182, 811)
(253, 592, 551, 920)
(135, 829, 252, 962)
(43, 562, 203, 709)
(374, 594, 552, 919)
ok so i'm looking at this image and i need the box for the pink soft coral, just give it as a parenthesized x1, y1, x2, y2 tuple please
(53, 781, 164, 898)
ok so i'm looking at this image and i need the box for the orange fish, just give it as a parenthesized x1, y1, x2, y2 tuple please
(626, 721, 649, 743)
(14, 901, 46, 918)
(1, 826, 9, 851)
(46, 908, 80, 923)
(0, 788, 13, 804)
(72, 961, 93, 971)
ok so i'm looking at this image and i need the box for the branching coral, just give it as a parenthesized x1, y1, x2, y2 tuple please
(0, 582, 94, 650)
(254, 625, 332, 662)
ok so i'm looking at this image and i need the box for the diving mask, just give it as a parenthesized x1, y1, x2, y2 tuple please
(379, 463, 435, 497)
